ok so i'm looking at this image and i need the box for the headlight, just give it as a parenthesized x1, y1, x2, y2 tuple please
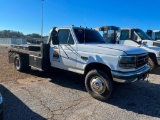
(0, 93, 3, 104)
(119, 56, 136, 69)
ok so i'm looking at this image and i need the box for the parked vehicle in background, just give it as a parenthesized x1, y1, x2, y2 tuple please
(146, 30, 160, 42)
(95, 26, 160, 70)
(0, 93, 3, 120)
(8, 26, 150, 101)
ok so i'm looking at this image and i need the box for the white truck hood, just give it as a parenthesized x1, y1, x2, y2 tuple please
(77, 44, 147, 55)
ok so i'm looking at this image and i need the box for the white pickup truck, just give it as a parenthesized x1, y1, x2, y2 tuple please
(96, 26, 160, 70)
(146, 29, 160, 42)
(8, 26, 150, 101)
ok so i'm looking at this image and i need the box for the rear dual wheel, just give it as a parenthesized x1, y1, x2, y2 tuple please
(14, 54, 30, 72)
(14, 55, 21, 70)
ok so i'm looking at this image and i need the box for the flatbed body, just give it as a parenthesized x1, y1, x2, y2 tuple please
(9, 44, 50, 70)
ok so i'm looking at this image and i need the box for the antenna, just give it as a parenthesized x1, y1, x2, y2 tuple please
(84, 16, 87, 44)
(41, 0, 44, 40)
(84, 27, 85, 44)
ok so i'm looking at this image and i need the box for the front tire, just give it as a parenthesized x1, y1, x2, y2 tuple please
(85, 69, 113, 101)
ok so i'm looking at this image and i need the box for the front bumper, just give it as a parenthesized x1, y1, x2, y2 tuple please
(111, 65, 150, 83)
(157, 57, 160, 65)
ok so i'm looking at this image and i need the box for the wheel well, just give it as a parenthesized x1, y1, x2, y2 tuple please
(84, 63, 112, 80)
(148, 52, 158, 65)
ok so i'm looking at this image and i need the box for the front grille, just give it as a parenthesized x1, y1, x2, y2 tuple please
(153, 42, 160, 47)
(136, 54, 148, 68)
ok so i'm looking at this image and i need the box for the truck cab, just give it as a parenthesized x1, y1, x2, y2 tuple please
(97, 26, 160, 70)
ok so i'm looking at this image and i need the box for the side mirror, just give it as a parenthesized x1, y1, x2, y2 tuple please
(52, 35, 59, 45)
(137, 41, 142, 44)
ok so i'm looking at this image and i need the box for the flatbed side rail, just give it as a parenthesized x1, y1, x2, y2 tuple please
(9, 47, 42, 57)
(8, 47, 42, 63)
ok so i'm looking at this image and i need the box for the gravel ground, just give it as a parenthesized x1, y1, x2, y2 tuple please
(0, 46, 160, 120)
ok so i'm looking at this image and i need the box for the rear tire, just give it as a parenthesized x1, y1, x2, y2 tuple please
(14, 54, 30, 72)
(85, 69, 113, 101)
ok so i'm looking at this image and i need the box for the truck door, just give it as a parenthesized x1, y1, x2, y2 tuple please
(118, 29, 140, 47)
(50, 29, 77, 71)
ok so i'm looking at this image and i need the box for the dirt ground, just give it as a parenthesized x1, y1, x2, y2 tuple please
(0, 46, 41, 82)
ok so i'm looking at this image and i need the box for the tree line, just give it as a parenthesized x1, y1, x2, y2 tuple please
(0, 30, 44, 38)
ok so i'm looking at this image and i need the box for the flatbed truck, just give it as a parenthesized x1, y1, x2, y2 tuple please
(8, 26, 150, 101)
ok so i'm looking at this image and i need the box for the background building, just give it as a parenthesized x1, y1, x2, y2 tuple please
(0, 38, 27, 45)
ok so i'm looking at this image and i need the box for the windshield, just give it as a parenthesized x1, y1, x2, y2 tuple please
(104, 30, 117, 43)
(155, 32, 160, 40)
(134, 29, 152, 40)
(74, 28, 105, 43)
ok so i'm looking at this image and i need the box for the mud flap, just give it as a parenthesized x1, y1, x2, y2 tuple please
(8, 51, 16, 63)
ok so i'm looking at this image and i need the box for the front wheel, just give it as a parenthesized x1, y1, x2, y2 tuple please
(85, 69, 113, 101)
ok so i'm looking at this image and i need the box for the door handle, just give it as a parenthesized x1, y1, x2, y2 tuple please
(81, 56, 88, 61)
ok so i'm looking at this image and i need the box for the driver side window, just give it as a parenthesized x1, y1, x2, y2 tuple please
(120, 30, 129, 40)
(58, 29, 74, 44)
